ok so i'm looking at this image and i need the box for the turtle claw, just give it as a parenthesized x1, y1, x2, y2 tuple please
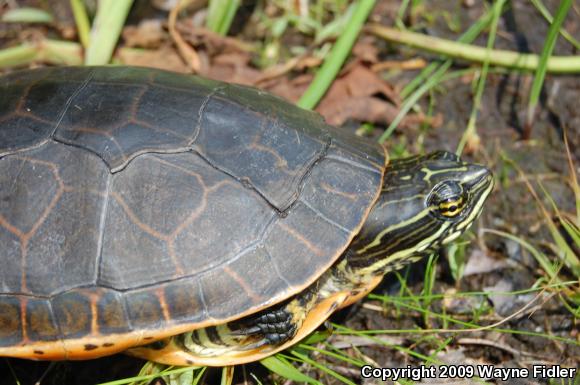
(227, 306, 298, 348)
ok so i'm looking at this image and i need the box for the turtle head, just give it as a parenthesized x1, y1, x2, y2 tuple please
(348, 151, 494, 274)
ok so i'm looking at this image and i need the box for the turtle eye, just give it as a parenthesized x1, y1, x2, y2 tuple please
(437, 196, 465, 218)
(428, 181, 466, 219)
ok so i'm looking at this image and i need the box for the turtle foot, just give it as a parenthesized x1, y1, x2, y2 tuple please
(229, 306, 298, 350)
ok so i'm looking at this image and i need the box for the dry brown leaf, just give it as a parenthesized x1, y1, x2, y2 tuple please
(177, 23, 254, 55)
(123, 19, 167, 49)
(265, 74, 311, 103)
(318, 64, 400, 109)
(319, 96, 401, 126)
(204, 52, 262, 84)
(117, 45, 189, 73)
(352, 37, 379, 63)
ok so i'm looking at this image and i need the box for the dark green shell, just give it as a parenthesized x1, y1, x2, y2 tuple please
(0, 66, 386, 351)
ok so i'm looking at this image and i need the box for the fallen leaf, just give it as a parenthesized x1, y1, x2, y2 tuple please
(319, 95, 401, 126)
(123, 19, 166, 48)
(352, 37, 379, 63)
(204, 52, 262, 84)
(117, 45, 189, 73)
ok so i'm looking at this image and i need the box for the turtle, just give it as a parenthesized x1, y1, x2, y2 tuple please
(0, 66, 494, 366)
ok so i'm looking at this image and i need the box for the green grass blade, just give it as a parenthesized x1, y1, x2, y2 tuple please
(206, 0, 240, 35)
(291, 351, 358, 385)
(260, 355, 322, 384)
(379, 61, 451, 142)
(98, 366, 202, 385)
(560, 217, 580, 247)
(298, 343, 366, 367)
(354, 296, 579, 346)
(456, 0, 506, 155)
(395, 0, 411, 29)
(421, 253, 437, 326)
(379, 8, 497, 142)
(85, 0, 134, 65)
(0, 44, 39, 68)
(219, 0, 240, 35)
(529, 0, 580, 50)
(400, 62, 437, 99)
(401, 7, 495, 99)
(526, 0, 574, 133)
(484, 228, 561, 283)
(1, 7, 54, 23)
(0, 40, 83, 68)
(297, 0, 376, 110)
(537, 182, 580, 278)
(220, 366, 234, 385)
(70, 0, 92, 48)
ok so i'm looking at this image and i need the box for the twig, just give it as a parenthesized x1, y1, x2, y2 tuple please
(168, 0, 201, 72)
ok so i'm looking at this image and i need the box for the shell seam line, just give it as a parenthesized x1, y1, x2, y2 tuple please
(196, 279, 210, 321)
(324, 153, 383, 174)
(49, 68, 96, 138)
(300, 198, 351, 234)
(275, 135, 332, 216)
(24, 214, 276, 300)
(46, 299, 68, 359)
(189, 147, 286, 215)
(189, 85, 227, 146)
(94, 171, 112, 287)
(263, 247, 293, 293)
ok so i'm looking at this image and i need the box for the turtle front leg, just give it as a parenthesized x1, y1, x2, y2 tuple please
(176, 288, 318, 358)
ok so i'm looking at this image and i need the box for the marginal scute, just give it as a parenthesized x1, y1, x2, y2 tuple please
(0, 296, 21, 347)
(96, 289, 130, 333)
(199, 265, 256, 320)
(299, 155, 383, 233)
(51, 291, 92, 339)
(196, 246, 286, 321)
(159, 279, 206, 325)
(124, 290, 165, 330)
(26, 298, 59, 342)
(265, 202, 351, 287)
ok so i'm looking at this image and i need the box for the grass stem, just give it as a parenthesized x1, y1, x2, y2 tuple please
(297, 0, 376, 110)
(368, 24, 580, 74)
(85, 0, 134, 65)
